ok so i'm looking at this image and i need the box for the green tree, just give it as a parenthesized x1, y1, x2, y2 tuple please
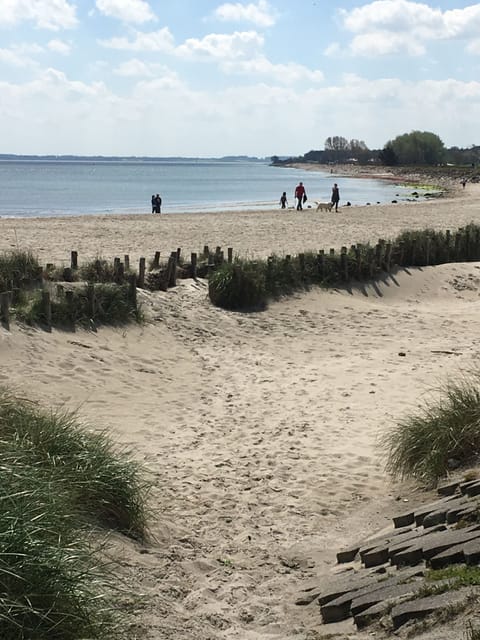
(385, 131, 445, 165)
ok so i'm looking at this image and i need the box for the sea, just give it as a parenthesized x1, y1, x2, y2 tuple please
(0, 159, 420, 218)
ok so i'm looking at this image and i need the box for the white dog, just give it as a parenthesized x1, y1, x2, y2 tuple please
(316, 201, 333, 212)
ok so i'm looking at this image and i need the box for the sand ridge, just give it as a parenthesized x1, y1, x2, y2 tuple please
(2, 185, 480, 638)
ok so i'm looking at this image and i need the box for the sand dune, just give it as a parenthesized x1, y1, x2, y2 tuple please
(2, 186, 480, 638)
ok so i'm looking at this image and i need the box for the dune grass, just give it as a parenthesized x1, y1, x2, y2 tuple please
(0, 389, 151, 638)
(0, 389, 150, 538)
(0, 250, 42, 292)
(381, 377, 480, 485)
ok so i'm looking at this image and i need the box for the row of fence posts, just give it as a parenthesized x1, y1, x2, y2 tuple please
(2, 229, 477, 330)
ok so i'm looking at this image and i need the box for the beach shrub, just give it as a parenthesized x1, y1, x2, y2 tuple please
(208, 260, 267, 310)
(79, 258, 118, 283)
(381, 377, 480, 485)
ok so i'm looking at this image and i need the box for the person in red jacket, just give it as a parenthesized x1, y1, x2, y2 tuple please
(294, 182, 306, 210)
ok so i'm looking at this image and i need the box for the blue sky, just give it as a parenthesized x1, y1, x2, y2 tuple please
(1, 0, 479, 156)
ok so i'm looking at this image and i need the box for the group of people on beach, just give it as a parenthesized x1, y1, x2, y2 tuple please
(151, 194, 162, 214)
(280, 182, 340, 212)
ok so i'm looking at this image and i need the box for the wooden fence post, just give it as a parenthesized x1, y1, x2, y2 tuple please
(191, 252, 197, 279)
(138, 258, 146, 288)
(329, 248, 335, 257)
(340, 247, 348, 281)
(465, 228, 470, 261)
(168, 251, 177, 287)
(425, 237, 431, 266)
(228, 247, 233, 264)
(63, 267, 73, 282)
(455, 233, 461, 260)
(299, 253, 305, 277)
(368, 248, 375, 278)
(177, 248, 181, 262)
(375, 243, 382, 268)
(71, 251, 78, 270)
(203, 245, 209, 260)
(385, 243, 392, 272)
(124, 254, 130, 271)
(0, 292, 10, 330)
(128, 273, 137, 308)
(445, 230, 451, 262)
(355, 245, 362, 278)
(86, 283, 96, 319)
(42, 290, 52, 331)
(117, 262, 125, 284)
(153, 251, 160, 269)
(65, 290, 75, 329)
(318, 250, 325, 280)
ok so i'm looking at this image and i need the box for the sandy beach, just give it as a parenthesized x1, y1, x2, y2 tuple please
(2, 178, 480, 638)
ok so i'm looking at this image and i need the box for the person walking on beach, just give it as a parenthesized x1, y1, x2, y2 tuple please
(294, 182, 306, 211)
(331, 183, 340, 212)
(154, 193, 162, 214)
(280, 192, 288, 209)
(151, 194, 156, 214)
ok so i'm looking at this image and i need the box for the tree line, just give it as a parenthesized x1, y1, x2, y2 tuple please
(272, 131, 480, 167)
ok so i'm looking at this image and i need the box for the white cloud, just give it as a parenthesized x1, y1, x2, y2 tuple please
(0, 0, 78, 30)
(114, 59, 153, 77)
(47, 39, 71, 55)
(467, 39, 480, 55)
(222, 55, 324, 84)
(213, 0, 277, 27)
(337, 1, 480, 56)
(176, 30, 264, 60)
(99, 27, 175, 51)
(95, 0, 156, 24)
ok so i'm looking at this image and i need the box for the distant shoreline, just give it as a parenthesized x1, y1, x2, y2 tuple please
(282, 162, 475, 192)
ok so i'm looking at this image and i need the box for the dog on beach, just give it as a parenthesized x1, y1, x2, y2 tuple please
(316, 201, 333, 212)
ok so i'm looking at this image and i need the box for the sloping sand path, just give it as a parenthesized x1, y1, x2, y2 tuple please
(2, 260, 480, 638)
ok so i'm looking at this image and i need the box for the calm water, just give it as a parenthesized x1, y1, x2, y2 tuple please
(0, 159, 417, 218)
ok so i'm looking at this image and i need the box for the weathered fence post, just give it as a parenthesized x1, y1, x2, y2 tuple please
(329, 248, 335, 257)
(340, 247, 348, 281)
(299, 253, 305, 277)
(124, 254, 130, 271)
(355, 245, 362, 278)
(228, 247, 233, 264)
(128, 273, 137, 308)
(454, 233, 461, 260)
(368, 247, 375, 278)
(445, 230, 451, 262)
(425, 237, 431, 266)
(191, 252, 198, 279)
(203, 245, 209, 260)
(138, 258, 146, 288)
(398, 241, 405, 267)
(71, 251, 78, 270)
(153, 251, 161, 269)
(86, 283, 96, 319)
(385, 243, 392, 272)
(41, 289, 52, 331)
(318, 250, 325, 280)
(116, 262, 125, 284)
(63, 267, 73, 282)
(168, 251, 177, 287)
(177, 248, 181, 262)
(65, 290, 75, 329)
(56, 284, 64, 297)
(0, 292, 10, 330)
(465, 228, 470, 261)
(375, 242, 382, 269)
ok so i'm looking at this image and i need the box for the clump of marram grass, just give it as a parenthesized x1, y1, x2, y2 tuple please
(208, 260, 267, 310)
(0, 389, 150, 539)
(0, 388, 151, 638)
(0, 455, 114, 639)
(0, 250, 42, 291)
(381, 377, 480, 485)
(16, 283, 140, 328)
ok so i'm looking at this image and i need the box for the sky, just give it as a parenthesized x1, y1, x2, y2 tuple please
(1, 0, 479, 157)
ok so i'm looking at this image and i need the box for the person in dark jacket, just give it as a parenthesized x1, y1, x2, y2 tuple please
(294, 182, 306, 211)
(331, 183, 340, 212)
